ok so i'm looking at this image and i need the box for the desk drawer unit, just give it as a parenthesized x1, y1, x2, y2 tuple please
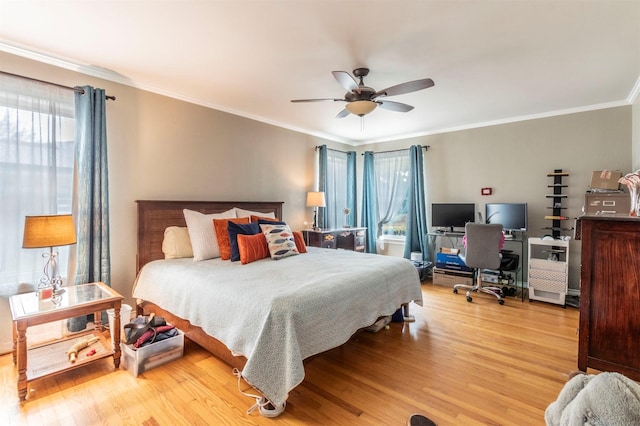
(432, 267, 473, 287)
(528, 238, 569, 306)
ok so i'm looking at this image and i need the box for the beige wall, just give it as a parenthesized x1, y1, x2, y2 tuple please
(1, 50, 635, 303)
(1, 52, 348, 311)
(359, 106, 633, 291)
(633, 93, 640, 171)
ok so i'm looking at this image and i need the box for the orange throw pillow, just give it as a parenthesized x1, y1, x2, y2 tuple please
(293, 231, 307, 253)
(237, 233, 269, 264)
(250, 215, 280, 223)
(213, 217, 250, 260)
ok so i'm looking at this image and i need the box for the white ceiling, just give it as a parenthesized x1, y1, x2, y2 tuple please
(1, 1, 639, 145)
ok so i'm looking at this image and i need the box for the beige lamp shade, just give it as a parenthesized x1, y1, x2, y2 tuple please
(306, 191, 326, 208)
(23, 214, 77, 248)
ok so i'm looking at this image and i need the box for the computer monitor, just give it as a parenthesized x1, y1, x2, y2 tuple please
(431, 203, 475, 231)
(485, 203, 528, 232)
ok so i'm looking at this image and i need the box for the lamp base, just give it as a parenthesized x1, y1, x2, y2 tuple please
(312, 209, 318, 231)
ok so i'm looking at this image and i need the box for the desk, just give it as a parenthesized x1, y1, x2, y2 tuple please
(303, 227, 367, 252)
(427, 231, 526, 301)
(10, 282, 123, 401)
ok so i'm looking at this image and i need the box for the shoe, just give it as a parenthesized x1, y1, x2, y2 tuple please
(252, 396, 286, 418)
(407, 413, 437, 426)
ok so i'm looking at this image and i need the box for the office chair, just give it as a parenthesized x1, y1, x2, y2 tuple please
(453, 223, 505, 304)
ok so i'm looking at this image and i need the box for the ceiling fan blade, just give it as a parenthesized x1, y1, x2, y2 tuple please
(377, 100, 414, 112)
(291, 98, 345, 103)
(374, 78, 435, 98)
(332, 71, 359, 93)
(335, 108, 351, 119)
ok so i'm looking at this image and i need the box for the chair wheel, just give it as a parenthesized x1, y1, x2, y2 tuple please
(453, 288, 458, 294)
(499, 299, 504, 305)
(466, 296, 472, 302)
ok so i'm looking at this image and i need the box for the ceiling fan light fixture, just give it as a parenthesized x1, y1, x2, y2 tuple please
(346, 100, 377, 116)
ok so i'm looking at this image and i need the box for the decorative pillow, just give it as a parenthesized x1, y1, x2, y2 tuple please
(235, 207, 276, 219)
(228, 221, 261, 261)
(250, 215, 280, 223)
(183, 208, 236, 261)
(257, 218, 286, 225)
(162, 226, 193, 259)
(213, 217, 250, 260)
(293, 231, 307, 254)
(260, 223, 299, 260)
(237, 233, 270, 265)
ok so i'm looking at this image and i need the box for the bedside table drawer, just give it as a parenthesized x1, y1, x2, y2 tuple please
(303, 228, 366, 252)
(321, 234, 336, 249)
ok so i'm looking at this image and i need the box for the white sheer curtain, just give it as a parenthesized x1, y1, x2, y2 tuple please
(325, 150, 348, 228)
(0, 74, 75, 353)
(374, 151, 410, 237)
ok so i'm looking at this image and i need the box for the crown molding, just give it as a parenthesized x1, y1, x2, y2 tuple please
(2, 41, 636, 147)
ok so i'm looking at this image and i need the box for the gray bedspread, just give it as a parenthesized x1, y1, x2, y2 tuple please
(132, 247, 422, 407)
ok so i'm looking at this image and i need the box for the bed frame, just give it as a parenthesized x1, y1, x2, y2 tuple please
(135, 200, 284, 369)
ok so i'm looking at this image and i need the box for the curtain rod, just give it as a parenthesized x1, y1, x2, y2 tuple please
(314, 145, 353, 153)
(0, 70, 116, 100)
(316, 145, 429, 154)
(361, 145, 430, 155)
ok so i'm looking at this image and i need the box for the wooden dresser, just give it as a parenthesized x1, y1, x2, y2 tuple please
(303, 227, 367, 252)
(578, 215, 640, 380)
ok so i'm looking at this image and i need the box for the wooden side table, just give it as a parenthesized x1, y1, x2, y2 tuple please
(303, 227, 367, 252)
(9, 282, 123, 401)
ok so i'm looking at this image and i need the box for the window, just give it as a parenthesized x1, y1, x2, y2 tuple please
(0, 76, 76, 290)
(319, 146, 356, 229)
(374, 150, 410, 239)
(325, 149, 349, 228)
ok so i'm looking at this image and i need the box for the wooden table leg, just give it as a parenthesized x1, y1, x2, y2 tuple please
(113, 303, 121, 368)
(94, 310, 103, 332)
(16, 320, 27, 401)
(12, 320, 17, 365)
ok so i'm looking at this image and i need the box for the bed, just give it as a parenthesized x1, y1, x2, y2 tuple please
(132, 200, 423, 413)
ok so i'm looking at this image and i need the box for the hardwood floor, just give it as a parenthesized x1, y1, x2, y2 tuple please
(0, 282, 580, 425)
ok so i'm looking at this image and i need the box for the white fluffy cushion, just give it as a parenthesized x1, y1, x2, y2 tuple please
(235, 207, 276, 219)
(183, 208, 236, 261)
(162, 226, 193, 259)
(260, 223, 299, 260)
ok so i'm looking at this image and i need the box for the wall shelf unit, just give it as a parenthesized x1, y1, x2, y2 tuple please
(544, 169, 572, 238)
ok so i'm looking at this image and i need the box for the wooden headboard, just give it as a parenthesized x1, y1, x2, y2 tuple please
(136, 200, 284, 273)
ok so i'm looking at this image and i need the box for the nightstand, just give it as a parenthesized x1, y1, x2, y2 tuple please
(303, 227, 367, 252)
(9, 282, 123, 401)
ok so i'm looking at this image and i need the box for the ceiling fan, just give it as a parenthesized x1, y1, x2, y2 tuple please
(291, 68, 434, 118)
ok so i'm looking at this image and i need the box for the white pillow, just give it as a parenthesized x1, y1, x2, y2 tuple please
(162, 226, 193, 259)
(183, 208, 236, 261)
(235, 207, 276, 219)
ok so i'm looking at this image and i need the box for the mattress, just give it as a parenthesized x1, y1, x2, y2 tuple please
(132, 247, 422, 407)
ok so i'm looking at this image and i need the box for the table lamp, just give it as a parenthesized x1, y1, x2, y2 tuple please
(306, 191, 326, 231)
(22, 214, 76, 295)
